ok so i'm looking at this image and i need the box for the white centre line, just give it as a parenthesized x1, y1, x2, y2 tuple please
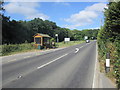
(80, 46, 84, 48)
(7, 59, 17, 62)
(74, 44, 87, 53)
(37, 53, 68, 69)
(75, 48, 79, 53)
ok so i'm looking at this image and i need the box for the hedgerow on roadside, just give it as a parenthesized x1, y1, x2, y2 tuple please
(97, 2, 120, 89)
(1, 43, 35, 56)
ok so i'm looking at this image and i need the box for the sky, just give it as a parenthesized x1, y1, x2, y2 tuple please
(3, 2, 108, 30)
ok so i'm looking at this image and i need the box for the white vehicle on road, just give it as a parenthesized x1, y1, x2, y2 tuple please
(86, 40, 90, 43)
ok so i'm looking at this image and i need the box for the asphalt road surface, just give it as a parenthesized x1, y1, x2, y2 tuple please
(2, 41, 97, 88)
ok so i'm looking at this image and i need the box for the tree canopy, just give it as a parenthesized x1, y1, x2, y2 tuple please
(2, 15, 99, 44)
(1, 1, 99, 44)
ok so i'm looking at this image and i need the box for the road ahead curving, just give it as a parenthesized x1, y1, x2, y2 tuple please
(2, 41, 97, 88)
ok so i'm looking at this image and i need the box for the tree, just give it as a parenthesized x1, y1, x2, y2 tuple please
(104, 2, 120, 41)
(0, 0, 5, 14)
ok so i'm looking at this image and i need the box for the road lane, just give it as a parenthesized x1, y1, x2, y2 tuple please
(2, 42, 86, 86)
(2, 41, 97, 88)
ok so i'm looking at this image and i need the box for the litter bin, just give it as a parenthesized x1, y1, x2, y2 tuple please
(38, 45, 41, 49)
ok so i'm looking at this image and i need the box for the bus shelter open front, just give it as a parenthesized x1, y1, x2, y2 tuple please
(34, 33, 51, 49)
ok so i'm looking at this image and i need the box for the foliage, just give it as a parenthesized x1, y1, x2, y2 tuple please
(1, 1, 98, 44)
(1, 2, 99, 56)
(97, 2, 120, 88)
(2, 15, 99, 44)
(1, 43, 35, 56)
(0, 1, 5, 14)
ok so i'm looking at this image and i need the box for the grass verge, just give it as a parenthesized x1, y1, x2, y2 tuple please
(1, 41, 85, 56)
(98, 44, 117, 87)
(57, 41, 85, 48)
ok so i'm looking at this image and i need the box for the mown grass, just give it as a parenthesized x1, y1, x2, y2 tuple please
(57, 41, 85, 48)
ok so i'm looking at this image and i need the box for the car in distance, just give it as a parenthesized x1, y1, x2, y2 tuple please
(86, 40, 90, 43)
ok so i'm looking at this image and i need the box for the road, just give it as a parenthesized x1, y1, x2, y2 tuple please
(2, 41, 97, 88)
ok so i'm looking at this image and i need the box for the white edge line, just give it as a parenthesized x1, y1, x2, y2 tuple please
(92, 42, 98, 88)
(37, 53, 68, 69)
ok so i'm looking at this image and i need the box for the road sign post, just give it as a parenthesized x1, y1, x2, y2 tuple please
(64, 38, 70, 44)
(105, 52, 110, 73)
(55, 34, 59, 43)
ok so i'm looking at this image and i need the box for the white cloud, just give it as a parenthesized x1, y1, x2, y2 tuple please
(64, 3, 107, 29)
(65, 11, 97, 23)
(4, 2, 49, 20)
(65, 24, 80, 29)
(89, 27, 100, 29)
(85, 3, 107, 12)
(26, 13, 49, 20)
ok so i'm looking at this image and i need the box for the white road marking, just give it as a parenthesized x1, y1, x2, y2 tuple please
(23, 56, 31, 58)
(37, 53, 68, 69)
(26, 56, 31, 58)
(75, 48, 79, 53)
(24, 57, 27, 59)
(74, 43, 88, 53)
(7, 59, 17, 62)
(4, 55, 32, 63)
(80, 46, 84, 48)
(17, 76, 22, 79)
(92, 42, 98, 88)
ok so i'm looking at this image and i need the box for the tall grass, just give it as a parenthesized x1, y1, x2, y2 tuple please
(1, 43, 35, 56)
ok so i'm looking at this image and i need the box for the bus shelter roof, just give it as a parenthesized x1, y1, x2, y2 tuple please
(33, 33, 51, 38)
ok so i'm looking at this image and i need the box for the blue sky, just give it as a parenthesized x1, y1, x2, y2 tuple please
(4, 2, 107, 30)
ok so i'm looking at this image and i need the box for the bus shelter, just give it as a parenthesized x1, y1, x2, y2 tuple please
(33, 33, 51, 49)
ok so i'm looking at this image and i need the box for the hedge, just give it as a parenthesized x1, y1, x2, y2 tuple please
(98, 38, 120, 89)
(1, 43, 35, 56)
